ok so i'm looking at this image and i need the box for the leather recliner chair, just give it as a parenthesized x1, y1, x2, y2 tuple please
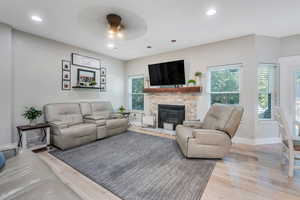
(176, 104, 244, 159)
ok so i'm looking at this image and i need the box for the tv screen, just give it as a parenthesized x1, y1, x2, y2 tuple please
(148, 60, 185, 86)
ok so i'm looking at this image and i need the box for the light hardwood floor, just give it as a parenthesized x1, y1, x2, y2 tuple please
(38, 130, 300, 200)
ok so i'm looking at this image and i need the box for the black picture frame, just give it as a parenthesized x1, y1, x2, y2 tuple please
(77, 68, 96, 85)
(100, 67, 106, 76)
(100, 76, 106, 84)
(62, 71, 71, 81)
(62, 80, 71, 91)
(62, 60, 71, 71)
(72, 53, 100, 69)
(100, 84, 106, 92)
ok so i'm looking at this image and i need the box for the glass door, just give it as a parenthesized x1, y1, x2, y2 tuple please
(294, 71, 300, 137)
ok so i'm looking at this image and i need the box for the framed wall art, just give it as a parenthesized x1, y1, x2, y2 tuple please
(62, 60, 71, 71)
(72, 53, 100, 69)
(77, 69, 96, 86)
(62, 80, 71, 90)
(62, 60, 71, 91)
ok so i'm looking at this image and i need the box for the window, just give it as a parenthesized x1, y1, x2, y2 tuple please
(208, 64, 241, 105)
(257, 63, 279, 120)
(128, 76, 144, 110)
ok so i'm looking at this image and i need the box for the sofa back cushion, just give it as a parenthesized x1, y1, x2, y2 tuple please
(202, 104, 244, 138)
(44, 103, 83, 125)
(90, 102, 113, 118)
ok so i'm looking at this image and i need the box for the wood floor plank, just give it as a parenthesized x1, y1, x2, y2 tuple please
(37, 129, 300, 200)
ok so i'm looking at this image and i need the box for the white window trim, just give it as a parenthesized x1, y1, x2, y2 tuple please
(128, 75, 144, 111)
(257, 63, 279, 121)
(207, 63, 243, 105)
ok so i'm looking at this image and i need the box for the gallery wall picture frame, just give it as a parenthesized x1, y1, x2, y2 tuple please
(61, 60, 71, 91)
(72, 53, 100, 69)
(100, 76, 106, 84)
(62, 60, 71, 71)
(77, 68, 96, 86)
(100, 84, 106, 92)
(100, 67, 106, 76)
(62, 71, 71, 81)
(62, 80, 71, 90)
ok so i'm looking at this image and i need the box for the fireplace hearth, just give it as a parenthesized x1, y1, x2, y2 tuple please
(158, 104, 185, 130)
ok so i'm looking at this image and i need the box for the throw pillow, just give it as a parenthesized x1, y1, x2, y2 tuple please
(0, 152, 6, 171)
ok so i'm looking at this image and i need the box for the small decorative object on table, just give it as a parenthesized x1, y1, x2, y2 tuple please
(119, 105, 126, 113)
(22, 107, 42, 126)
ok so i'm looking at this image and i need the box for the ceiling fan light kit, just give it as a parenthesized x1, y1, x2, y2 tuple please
(106, 13, 124, 39)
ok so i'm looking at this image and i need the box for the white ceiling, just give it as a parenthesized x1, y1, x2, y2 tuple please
(0, 0, 300, 60)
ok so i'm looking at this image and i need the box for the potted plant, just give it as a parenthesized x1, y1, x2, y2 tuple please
(119, 105, 126, 113)
(194, 72, 203, 85)
(187, 79, 196, 86)
(22, 107, 43, 126)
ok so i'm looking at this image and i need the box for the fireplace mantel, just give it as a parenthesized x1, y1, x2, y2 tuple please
(144, 86, 202, 93)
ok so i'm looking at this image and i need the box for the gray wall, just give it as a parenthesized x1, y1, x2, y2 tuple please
(125, 35, 257, 140)
(0, 25, 125, 143)
(0, 24, 13, 145)
(281, 35, 300, 57)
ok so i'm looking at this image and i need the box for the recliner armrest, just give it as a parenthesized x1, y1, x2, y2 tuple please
(110, 113, 123, 119)
(49, 121, 69, 129)
(192, 129, 231, 145)
(183, 120, 203, 128)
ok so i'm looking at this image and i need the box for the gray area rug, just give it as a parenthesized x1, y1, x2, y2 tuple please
(50, 131, 216, 200)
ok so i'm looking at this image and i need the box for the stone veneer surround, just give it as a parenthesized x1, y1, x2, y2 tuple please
(147, 93, 200, 123)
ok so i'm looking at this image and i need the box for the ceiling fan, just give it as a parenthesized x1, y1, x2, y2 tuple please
(106, 13, 124, 39)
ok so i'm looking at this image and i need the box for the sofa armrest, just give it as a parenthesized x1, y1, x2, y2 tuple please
(0, 144, 19, 158)
(110, 113, 123, 119)
(49, 121, 69, 129)
(183, 120, 203, 128)
(192, 129, 231, 145)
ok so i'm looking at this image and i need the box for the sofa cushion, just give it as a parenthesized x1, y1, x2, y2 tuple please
(0, 152, 5, 171)
(44, 103, 83, 125)
(0, 150, 81, 200)
(106, 118, 128, 129)
(85, 119, 106, 126)
(90, 102, 113, 114)
(202, 104, 243, 138)
(60, 123, 96, 137)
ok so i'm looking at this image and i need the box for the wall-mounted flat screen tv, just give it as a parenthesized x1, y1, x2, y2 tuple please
(148, 60, 185, 86)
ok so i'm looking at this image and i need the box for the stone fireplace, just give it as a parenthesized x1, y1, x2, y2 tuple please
(147, 93, 200, 128)
(158, 104, 185, 130)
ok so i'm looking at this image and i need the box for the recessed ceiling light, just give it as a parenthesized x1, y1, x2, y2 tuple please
(31, 15, 43, 22)
(171, 40, 176, 43)
(107, 43, 115, 49)
(206, 9, 216, 16)
(147, 46, 152, 49)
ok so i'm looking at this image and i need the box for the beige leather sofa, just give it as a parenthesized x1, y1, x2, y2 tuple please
(44, 101, 128, 150)
(81, 101, 128, 139)
(176, 104, 244, 159)
(0, 148, 81, 200)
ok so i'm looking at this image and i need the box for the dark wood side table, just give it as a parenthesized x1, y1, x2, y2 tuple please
(16, 123, 50, 150)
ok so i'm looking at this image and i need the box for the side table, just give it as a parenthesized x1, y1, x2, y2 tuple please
(16, 123, 50, 150)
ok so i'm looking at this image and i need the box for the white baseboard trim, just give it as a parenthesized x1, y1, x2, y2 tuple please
(232, 137, 281, 145)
